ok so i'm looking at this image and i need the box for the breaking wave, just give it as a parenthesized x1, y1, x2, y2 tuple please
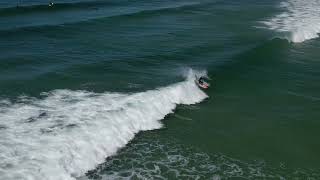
(0, 70, 207, 180)
(263, 0, 320, 43)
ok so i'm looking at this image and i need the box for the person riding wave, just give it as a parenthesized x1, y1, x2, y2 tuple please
(198, 76, 205, 85)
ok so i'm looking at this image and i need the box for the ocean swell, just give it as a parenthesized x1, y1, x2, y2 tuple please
(0, 70, 207, 180)
(263, 0, 320, 43)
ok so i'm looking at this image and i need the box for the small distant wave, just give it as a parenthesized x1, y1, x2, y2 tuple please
(0, 69, 207, 180)
(262, 0, 320, 43)
(0, 1, 116, 16)
(0, 1, 201, 32)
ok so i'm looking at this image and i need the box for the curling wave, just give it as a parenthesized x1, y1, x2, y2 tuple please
(0, 70, 207, 180)
(263, 0, 320, 43)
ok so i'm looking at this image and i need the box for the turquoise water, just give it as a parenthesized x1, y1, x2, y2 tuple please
(1, 0, 320, 179)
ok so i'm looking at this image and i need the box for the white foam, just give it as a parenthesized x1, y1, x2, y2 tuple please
(0, 70, 207, 180)
(263, 0, 320, 43)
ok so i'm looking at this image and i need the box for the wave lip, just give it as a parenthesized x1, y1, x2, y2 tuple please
(262, 0, 320, 43)
(0, 70, 207, 180)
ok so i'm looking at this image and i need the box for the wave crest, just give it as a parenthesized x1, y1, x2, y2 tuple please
(263, 0, 320, 43)
(0, 70, 207, 180)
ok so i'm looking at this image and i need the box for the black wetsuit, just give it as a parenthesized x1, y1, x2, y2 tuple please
(199, 77, 204, 84)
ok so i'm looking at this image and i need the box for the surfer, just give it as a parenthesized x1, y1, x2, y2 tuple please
(198, 76, 205, 85)
(196, 76, 210, 89)
(49, 2, 54, 7)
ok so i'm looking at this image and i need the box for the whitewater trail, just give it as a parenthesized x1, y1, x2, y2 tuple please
(0, 70, 207, 180)
(263, 0, 320, 43)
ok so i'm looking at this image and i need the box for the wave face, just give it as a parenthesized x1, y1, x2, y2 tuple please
(263, 0, 320, 43)
(0, 70, 207, 180)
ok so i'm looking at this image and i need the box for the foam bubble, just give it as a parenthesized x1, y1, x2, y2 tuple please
(262, 0, 320, 43)
(0, 70, 207, 180)
(85, 138, 320, 180)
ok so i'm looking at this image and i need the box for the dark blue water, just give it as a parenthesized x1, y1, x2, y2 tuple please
(1, 0, 320, 179)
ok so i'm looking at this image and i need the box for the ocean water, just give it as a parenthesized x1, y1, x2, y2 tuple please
(0, 0, 320, 179)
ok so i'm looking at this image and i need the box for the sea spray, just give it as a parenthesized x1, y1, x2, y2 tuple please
(262, 0, 320, 43)
(0, 70, 207, 180)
